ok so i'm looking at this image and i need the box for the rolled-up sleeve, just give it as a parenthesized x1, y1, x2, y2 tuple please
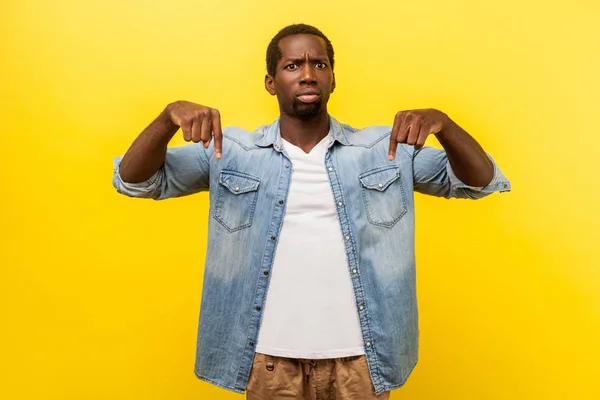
(112, 143, 211, 200)
(411, 145, 511, 199)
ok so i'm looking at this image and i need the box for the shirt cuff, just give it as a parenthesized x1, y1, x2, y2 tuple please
(112, 156, 161, 197)
(447, 154, 511, 194)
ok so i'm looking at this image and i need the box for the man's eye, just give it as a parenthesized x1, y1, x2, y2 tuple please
(286, 64, 297, 70)
(316, 62, 326, 69)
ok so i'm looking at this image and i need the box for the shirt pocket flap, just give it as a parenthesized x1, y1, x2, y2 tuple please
(359, 166, 400, 191)
(219, 170, 261, 195)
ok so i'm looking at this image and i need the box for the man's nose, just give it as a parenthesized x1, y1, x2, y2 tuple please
(300, 64, 316, 84)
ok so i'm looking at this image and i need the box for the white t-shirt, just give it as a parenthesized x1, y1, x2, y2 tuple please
(255, 133, 365, 359)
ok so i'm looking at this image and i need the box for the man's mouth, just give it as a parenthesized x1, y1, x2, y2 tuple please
(296, 90, 321, 104)
(297, 94, 320, 103)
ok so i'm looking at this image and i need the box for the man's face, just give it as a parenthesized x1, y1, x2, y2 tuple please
(265, 34, 336, 120)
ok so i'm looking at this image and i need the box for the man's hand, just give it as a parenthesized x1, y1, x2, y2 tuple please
(388, 109, 449, 160)
(167, 101, 223, 159)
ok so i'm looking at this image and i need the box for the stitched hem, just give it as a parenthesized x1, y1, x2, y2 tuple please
(194, 370, 245, 394)
(373, 357, 419, 395)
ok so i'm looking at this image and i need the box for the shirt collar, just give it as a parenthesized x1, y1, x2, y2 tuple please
(256, 115, 350, 150)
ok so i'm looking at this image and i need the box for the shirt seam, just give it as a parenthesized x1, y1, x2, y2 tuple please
(327, 149, 384, 386)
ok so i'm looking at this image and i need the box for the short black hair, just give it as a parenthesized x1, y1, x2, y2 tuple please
(266, 24, 335, 77)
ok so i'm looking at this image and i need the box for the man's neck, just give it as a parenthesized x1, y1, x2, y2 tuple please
(279, 112, 330, 154)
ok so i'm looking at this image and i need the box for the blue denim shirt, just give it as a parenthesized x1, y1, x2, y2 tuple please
(112, 116, 510, 395)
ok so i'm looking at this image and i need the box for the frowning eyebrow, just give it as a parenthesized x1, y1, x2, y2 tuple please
(283, 57, 328, 64)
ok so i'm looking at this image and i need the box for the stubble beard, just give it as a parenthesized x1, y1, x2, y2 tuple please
(291, 98, 324, 121)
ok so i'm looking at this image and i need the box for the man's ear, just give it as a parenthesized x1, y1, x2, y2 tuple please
(265, 74, 276, 96)
(331, 72, 336, 94)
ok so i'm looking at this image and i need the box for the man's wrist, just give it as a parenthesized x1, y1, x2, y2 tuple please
(434, 115, 458, 142)
(158, 106, 179, 140)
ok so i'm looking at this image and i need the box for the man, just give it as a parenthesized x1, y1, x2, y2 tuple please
(112, 24, 510, 400)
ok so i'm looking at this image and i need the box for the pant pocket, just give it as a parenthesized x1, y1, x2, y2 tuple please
(246, 354, 301, 398)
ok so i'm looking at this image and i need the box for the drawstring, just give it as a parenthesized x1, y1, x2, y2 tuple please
(303, 360, 316, 382)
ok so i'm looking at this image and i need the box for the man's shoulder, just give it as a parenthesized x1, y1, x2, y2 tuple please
(221, 125, 269, 151)
(337, 122, 393, 148)
(220, 120, 396, 150)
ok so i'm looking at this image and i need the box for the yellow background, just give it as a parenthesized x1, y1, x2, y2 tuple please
(2, 0, 599, 399)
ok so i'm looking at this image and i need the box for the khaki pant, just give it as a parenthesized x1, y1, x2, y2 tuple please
(246, 352, 391, 400)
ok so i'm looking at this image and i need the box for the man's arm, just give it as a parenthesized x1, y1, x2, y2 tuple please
(113, 101, 223, 200)
(432, 118, 494, 187)
(119, 101, 223, 183)
(118, 106, 179, 183)
(388, 109, 510, 199)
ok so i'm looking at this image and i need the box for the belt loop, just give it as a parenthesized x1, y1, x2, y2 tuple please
(266, 355, 275, 371)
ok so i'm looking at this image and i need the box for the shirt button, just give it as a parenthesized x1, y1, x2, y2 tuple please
(338, 201, 343, 207)
(345, 235, 350, 241)
(234, 186, 240, 192)
(284, 164, 289, 168)
(249, 341, 254, 346)
(279, 200, 284, 205)
(366, 342, 371, 347)
(378, 183, 383, 188)
(352, 269, 357, 274)
(264, 271, 269, 276)
(255, 306, 261, 311)
(359, 305, 364, 311)
(328, 167, 333, 172)
(270, 235, 276, 241)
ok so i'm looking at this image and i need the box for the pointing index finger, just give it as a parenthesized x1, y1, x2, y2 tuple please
(388, 131, 398, 161)
(212, 109, 223, 159)
(389, 112, 403, 161)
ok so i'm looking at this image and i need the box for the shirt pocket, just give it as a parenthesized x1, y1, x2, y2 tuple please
(359, 165, 408, 228)
(213, 170, 261, 232)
